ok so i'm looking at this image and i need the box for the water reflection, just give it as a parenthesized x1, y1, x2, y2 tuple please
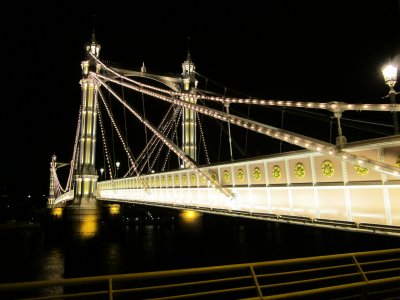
(71, 214, 99, 239)
(104, 243, 122, 275)
(35, 247, 64, 296)
(2, 204, 400, 295)
(179, 210, 202, 224)
(108, 204, 121, 215)
(51, 208, 63, 218)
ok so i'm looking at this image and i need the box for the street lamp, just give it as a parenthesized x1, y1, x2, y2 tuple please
(381, 64, 399, 134)
(116, 161, 120, 177)
(100, 168, 104, 180)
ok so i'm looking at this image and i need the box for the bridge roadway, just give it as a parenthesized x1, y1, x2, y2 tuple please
(56, 136, 400, 234)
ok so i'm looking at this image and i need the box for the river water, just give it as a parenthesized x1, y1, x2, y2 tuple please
(0, 204, 399, 285)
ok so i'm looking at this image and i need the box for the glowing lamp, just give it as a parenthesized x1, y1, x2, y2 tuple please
(381, 63, 400, 134)
(382, 64, 397, 87)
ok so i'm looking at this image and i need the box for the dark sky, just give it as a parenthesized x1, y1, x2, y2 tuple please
(1, 1, 400, 197)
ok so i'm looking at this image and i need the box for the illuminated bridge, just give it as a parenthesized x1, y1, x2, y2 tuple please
(49, 31, 400, 235)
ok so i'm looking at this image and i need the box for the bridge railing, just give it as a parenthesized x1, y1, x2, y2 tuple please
(0, 248, 399, 299)
(54, 190, 74, 206)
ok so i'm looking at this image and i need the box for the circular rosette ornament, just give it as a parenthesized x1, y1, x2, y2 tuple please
(223, 170, 229, 183)
(321, 160, 334, 177)
(182, 175, 187, 185)
(237, 169, 245, 181)
(295, 163, 305, 179)
(355, 165, 369, 176)
(190, 173, 196, 184)
(272, 165, 281, 180)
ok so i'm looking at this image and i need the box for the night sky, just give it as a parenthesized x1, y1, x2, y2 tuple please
(1, 1, 400, 199)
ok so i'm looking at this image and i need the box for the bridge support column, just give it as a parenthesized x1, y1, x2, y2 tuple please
(69, 30, 102, 217)
(47, 154, 57, 208)
(181, 51, 198, 166)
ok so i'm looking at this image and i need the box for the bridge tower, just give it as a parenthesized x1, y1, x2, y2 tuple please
(71, 30, 101, 210)
(181, 51, 198, 165)
(48, 154, 57, 208)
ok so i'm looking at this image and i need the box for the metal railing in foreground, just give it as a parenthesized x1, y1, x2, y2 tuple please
(1, 248, 400, 299)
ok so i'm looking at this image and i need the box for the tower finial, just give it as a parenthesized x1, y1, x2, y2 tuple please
(141, 61, 147, 73)
(186, 36, 191, 62)
(91, 14, 97, 43)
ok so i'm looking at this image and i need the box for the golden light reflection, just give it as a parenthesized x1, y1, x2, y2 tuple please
(180, 210, 202, 223)
(109, 204, 121, 215)
(76, 214, 99, 238)
(51, 208, 63, 218)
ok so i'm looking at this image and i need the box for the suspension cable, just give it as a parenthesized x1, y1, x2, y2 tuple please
(280, 108, 285, 153)
(141, 92, 151, 173)
(137, 105, 174, 160)
(223, 87, 233, 162)
(89, 53, 400, 114)
(93, 72, 400, 178)
(162, 108, 182, 171)
(196, 111, 210, 164)
(108, 89, 116, 177)
(244, 103, 250, 156)
(148, 107, 182, 172)
(98, 89, 142, 180)
(130, 104, 177, 175)
(96, 95, 114, 180)
(121, 79, 129, 170)
(138, 106, 176, 172)
(66, 104, 82, 191)
(54, 103, 82, 195)
(94, 75, 234, 198)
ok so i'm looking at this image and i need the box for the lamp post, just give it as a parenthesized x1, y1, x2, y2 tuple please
(99, 168, 104, 180)
(116, 161, 120, 178)
(381, 64, 399, 134)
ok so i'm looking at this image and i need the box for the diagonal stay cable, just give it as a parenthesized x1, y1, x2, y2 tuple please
(94, 72, 400, 178)
(98, 89, 148, 190)
(96, 96, 114, 180)
(93, 74, 234, 199)
(89, 50, 400, 114)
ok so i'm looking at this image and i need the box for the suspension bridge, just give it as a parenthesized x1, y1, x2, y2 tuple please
(48, 31, 400, 235)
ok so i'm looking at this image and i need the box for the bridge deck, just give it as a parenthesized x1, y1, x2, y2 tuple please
(55, 136, 400, 233)
(94, 136, 400, 233)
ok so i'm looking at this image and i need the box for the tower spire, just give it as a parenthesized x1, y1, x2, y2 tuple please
(186, 36, 191, 62)
(91, 14, 97, 43)
(84, 14, 101, 58)
(141, 61, 147, 73)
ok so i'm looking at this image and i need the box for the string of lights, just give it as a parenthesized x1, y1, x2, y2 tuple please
(196, 111, 210, 164)
(94, 72, 400, 178)
(52, 164, 67, 194)
(160, 110, 183, 172)
(65, 105, 82, 191)
(140, 106, 179, 171)
(93, 74, 234, 198)
(146, 107, 183, 173)
(98, 90, 149, 192)
(135, 105, 177, 171)
(96, 96, 114, 180)
(89, 52, 400, 114)
(98, 89, 140, 178)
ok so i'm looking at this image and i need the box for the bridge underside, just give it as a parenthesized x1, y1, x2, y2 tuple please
(97, 182, 400, 235)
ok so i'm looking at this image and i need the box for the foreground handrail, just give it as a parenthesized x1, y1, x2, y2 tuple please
(1, 248, 399, 299)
